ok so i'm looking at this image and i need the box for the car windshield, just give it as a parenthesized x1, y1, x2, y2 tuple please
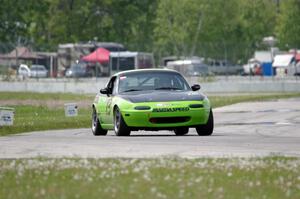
(118, 71, 191, 93)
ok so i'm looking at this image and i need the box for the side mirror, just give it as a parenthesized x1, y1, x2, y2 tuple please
(100, 88, 109, 95)
(191, 84, 201, 91)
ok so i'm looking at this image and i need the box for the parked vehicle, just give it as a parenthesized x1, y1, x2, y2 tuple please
(166, 59, 209, 77)
(206, 59, 243, 75)
(18, 64, 30, 78)
(30, 65, 48, 78)
(65, 63, 92, 78)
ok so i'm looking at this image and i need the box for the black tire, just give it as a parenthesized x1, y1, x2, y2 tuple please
(92, 108, 107, 136)
(174, 127, 189, 136)
(114, 107, 131, 136)
(195, 109, 214, 136)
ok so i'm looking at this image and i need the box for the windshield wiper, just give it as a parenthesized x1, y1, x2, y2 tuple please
(122, 89, 142, 93)
(155, 87, 182, 90)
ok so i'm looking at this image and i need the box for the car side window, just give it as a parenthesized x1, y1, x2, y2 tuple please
(107, 77, 116, 95)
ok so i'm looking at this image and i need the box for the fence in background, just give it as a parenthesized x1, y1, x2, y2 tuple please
(1, 77, 300, 94)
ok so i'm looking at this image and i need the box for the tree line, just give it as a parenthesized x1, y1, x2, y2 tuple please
(0, 0, 299, 63)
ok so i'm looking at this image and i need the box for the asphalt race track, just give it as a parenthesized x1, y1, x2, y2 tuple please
(1, 98, 300, 158)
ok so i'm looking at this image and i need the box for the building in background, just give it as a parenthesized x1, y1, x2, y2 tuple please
(0, 47, 57, 77)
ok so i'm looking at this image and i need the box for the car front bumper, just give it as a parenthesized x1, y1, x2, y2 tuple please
(120, 101, 211, 128)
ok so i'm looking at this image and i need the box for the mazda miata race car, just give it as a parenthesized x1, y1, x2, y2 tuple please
(92, 69, 213, 136)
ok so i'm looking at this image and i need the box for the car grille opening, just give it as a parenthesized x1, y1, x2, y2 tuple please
(149, 117, 190, 124)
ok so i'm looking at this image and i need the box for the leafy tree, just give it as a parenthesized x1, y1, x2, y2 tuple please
(196, 0, 241, 60)
(23, 0, 157, 52)
(276, 0, 300, 49)
(0, 0, 29, 49)
(231, 0, 277, 62)
(154, 0, 244, 61)
(2, 0, 299, 64)
(104, 0, 157, 51)
(154, 0, 203, 58)
(154, 0, 277, 62)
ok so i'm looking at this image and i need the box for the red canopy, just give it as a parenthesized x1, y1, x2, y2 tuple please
(81, 48, 110, 63)
(296, 53, 300, 61)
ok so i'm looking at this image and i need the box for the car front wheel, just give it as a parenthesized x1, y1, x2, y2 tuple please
(195, 109, 214, 136)
(92, 108, 108, 136)
(114, 107, 131, 136)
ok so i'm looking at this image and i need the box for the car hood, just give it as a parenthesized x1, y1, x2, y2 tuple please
(118, 90, 205, 103)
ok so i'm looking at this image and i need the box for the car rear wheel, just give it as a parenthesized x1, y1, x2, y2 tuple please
(174, 127, 189, 136)
(114, 107, 131, 136)
(92, 108, 108, 136)
(195, 109, 214, 136)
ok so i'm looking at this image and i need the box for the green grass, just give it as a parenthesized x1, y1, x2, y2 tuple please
(0, 92, 94, 101)
(0, 106, 90, 136)
(0, 92, 93, 136)
(1, 93, 300, 198)
(1, 92, 300, 136)
(0, 157, 299, 199)
(209, 93, 300, 108)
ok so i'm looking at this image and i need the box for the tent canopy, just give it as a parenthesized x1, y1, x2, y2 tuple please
(81, 48, 110, 64)
(272, 54, 294, 68)
(296, 53, 300, 62)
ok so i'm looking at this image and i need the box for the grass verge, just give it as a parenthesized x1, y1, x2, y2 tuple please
(0, 157, 299, 199)
(0, 92, 300, 136)
(0, 92, 94, 101)
(209, 92, 300, 108)
(0, 106, 90, 136)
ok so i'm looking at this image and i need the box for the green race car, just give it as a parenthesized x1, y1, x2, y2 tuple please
(92, 69, 213, 136)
